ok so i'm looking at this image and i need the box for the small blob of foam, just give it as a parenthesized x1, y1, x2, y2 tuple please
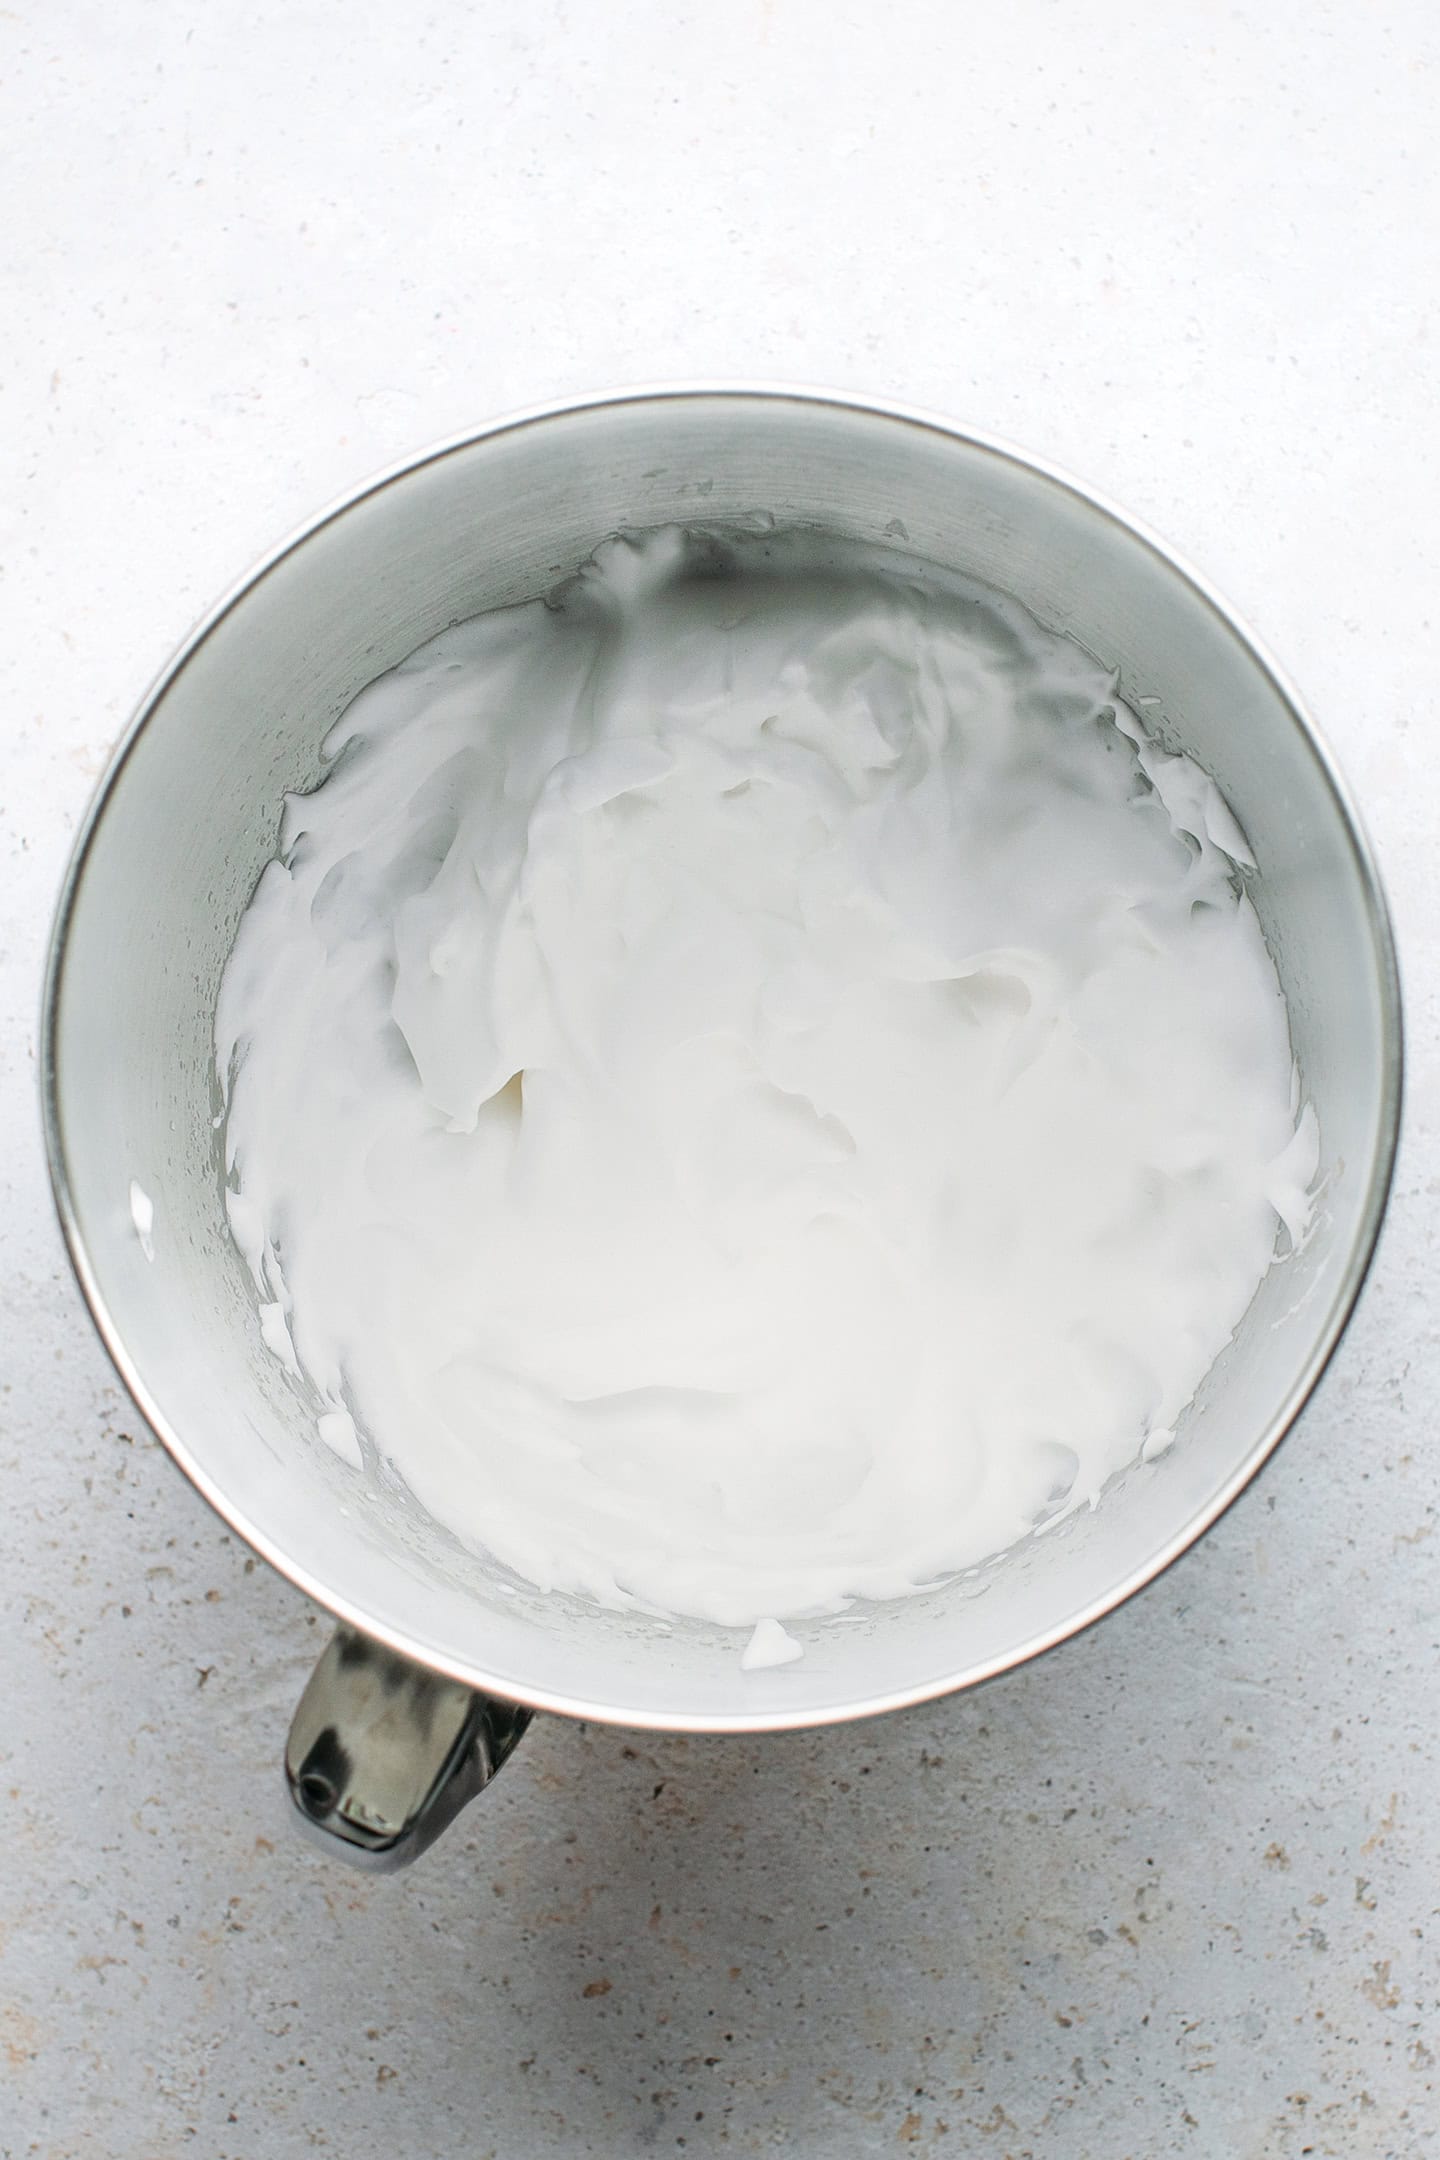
(257, 1301, 301, 1377)
(741, 1617, 805, 1671)
(128, 1180, 155, 1262)
(317, 1409, 363, 1469)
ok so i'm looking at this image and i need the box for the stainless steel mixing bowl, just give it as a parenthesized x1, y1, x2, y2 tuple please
(43, 388, 1401, 1866)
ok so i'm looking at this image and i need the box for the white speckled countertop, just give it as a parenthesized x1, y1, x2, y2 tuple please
(3, 4, 1437, 2154)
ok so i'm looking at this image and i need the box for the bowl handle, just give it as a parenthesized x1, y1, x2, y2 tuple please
(284, 1622, 532, 1869)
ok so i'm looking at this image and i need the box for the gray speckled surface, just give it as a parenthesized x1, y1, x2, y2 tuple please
(3, 3, 1437, 2154)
